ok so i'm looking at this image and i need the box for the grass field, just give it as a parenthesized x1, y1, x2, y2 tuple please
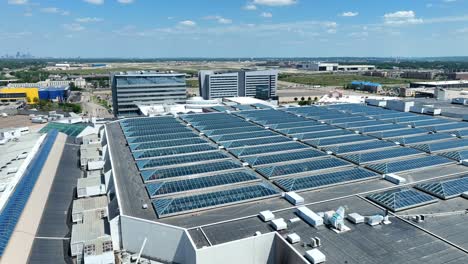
(186, 79, 199, 88)
(279, 73, 426, 87)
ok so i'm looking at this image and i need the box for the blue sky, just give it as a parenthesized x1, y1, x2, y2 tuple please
(2, 0, 468, 58)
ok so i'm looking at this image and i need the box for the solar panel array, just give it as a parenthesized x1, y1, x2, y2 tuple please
(274, 168, 379, 191)
(412, 139, 468, 153)
(119, 103, 468, 218)
(120, 115, 280, 218)
(415, 176, 468, 199)
(367, 188, 438, 212)
(153, 183, 278, 217)
(366, 155, 453, 174)
(388, 133, 454, 146)
(341, 147, 424, 165)
(439, 150, 468, 162)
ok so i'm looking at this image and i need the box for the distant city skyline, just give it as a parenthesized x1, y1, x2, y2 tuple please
(2, 0, 468, 58)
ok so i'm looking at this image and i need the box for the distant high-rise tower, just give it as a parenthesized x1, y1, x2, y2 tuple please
(110, 71, 187, 117)
(198, 69, 278, 100)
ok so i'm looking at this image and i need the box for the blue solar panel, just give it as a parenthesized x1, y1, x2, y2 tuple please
(438, 150, 468, 161)
(392, 115, 433, 123)
(326, 116, 371, 124)
(412, 139, 468, 153)
(153, 183, 279, 217)
(358, 124, 408, 133)
(341, 147, 423, 164)
(274, 168, 379, 191)
(323, 140, 396, 154)
(415, 176, 468, 199)
(305, 134, 373, 147)
(367, 188, 438, 212)
(126, 132, 198, 144)
(146, 170, 259, 197)
(425, 122, 468, 132)
(256, 158, 350, 178)
(204, 126, 264, 136)
(210, 130, 277, 142)
(280, 125, 337, 135)
(447, 130, 468, 138)
(243, 149, 327, 166)
(408, 119, 457, 128)
(388, 133, 454, 145)
(270, 121, 321, 130)
(130, 137, 209, 151)
(223, 136, 290, 148)
(296, 129, 355, 140)
(133, 144, 217, 159)
(368, 128, 428, 139)
(142, 160, 242, 181)
(338, 120, 387, 129)
(366, 155, 453, 174)
(137, 151, 229, 169)
(230, 142, 309, 157)
(125, 127, 191, 137)
(0, 130, 58, 256)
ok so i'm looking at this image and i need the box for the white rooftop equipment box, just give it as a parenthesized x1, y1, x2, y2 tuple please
(296, 206, 323, 227)
(305, 249, 326, 264)
(384, 173, 407, 184)
(258, 210, 275, 222)
(347, 213, 365, 224)
(285, 191, 305, 205)
(286, 233, 300, 244)
(270, 218, 287, 231)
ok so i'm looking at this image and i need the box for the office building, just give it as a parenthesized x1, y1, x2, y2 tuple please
(110, 71, 187, 117)
(199, 70, 278, 100)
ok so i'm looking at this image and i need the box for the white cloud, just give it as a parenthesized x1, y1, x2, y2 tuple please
(204, 16, 232, 24)
(76, 17, 103, 23)
(118, 0, 134, 3)
(261, 12, 273, 18)
(40, 7, 70, 16)
(383, 10, 423, 25)
(253, 0, 296, 6)
(24, 12, 33, 17)
(8, 0, 28, 4)
(83, 0, 104, 5)
(63, 23, 85, 31)
(40, 7, 59, 13)
(341, 11, 358, 17)
(179, 20, 196, 27)
(456, 28, 468, 33)
(443, 0, 456, 3)
(243, 4, 257, 10)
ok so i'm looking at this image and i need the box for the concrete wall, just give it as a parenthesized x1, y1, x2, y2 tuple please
(120, 215, 196, 264)
(196, 232, 275, 264)
(195, 232, 308, 264)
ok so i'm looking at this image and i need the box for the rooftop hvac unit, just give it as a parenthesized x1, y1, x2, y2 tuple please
(218, 146, 225, 149)
(285, 192, 304, 205)
(270, 218, 287, 231)
(461, 192, 468, 199)
(254, 231, 262, 236)
(264, 126, 270, 129)
(367, 215, 384, 226)
(286, 233, 300, 244)
(296, 206, 323, 227)
(347, 213, 365, 224)
(305, 249, 326, 264)
(384, 173, 407, 184)
(199, 132, 205, 136)
(258, 210, 275, 222)
(292, 138, 298, 141)
(242, 162, 249, 167)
